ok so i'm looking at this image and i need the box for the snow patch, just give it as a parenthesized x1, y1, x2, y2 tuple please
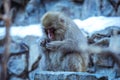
(0, 24, 43, 38)
(73, 16, 120, 35)
(0, 16, 120, 38)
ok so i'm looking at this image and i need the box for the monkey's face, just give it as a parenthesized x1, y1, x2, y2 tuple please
(44, 27, 56, 40)
(41, 12, 66, 41)
(43, 24, 66, 41)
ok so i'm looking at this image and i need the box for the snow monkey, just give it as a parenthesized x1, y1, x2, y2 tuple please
(39, 11, 120, 72)
(40, 11, 89, 72)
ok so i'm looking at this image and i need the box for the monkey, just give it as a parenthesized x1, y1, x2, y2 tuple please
(39, 11, 89, 72)
(39, 11, 120, 72)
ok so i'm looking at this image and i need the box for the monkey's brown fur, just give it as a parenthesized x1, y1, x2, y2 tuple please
(39, 11, 120, 72)
(40, 11, 88, 71)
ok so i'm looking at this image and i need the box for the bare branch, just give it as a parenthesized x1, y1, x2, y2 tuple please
(3, 0, 11, 14)
(1, 0, 11, 80)
(0, 14, 3, 19)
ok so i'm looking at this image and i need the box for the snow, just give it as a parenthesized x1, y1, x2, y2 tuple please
(0, 16, 120, 38)
(73, 16, 120, 35)
(0, 24, 43, 38)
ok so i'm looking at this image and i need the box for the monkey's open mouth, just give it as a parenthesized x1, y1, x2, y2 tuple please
(47, 29, 55, 40)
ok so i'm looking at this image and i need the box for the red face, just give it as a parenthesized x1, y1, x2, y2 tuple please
(45, 28, 55, 40)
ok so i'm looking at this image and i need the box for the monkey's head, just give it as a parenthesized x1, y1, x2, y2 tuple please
(41, 12, 67, 40)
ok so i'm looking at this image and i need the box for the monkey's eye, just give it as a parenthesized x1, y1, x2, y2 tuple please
(44, 28, 56, 34)
(49, 28, 55, 32)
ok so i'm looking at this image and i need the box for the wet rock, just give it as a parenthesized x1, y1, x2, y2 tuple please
(21, 36, 41, 72)
(81, 0, 119, 19)
(66, 74, 98, 80)
(13, 10, 27, 26)
(72, 0, 84, 3)
(0, 40, 29, 79)
(50, 1, 82, 19)
(81, 0, 100, 19)
(115, 69, 120, 78)
(45, 0, 119, 20)
(109, 0, 120, 12)
(87, 26, 120, 74)
(95, 68, 116, 80)
(100, 0, 115, 16)
(8, 54, 27, 75)
(109, 35, 120, 52)
(7, 0, 120, 25)
(117, 6, 120, 16)
(12, 0, 28, 5)
(0, 0, 3, 8)
(33, 72, 108, 80)
(22, 36, 40, 47)
(88, 26, 120, 45)
(94, 38, 110, 47)
(93, 55, 114, 68)
(26, 0, 41, 15)
(28, 43, 41, 71)
(88, 51, 115, 73)
(113, 78, 120, 80)
(10, 76, 24, 80)
(24, 0, 45, 25)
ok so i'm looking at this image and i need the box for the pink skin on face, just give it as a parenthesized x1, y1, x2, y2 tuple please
(47, 29, 55, 40)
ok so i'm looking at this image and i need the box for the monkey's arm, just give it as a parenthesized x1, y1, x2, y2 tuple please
(46, 39, 80, 52)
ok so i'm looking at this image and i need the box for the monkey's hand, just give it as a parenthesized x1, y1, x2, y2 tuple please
(46, 41, 63, 51)
(40, 39, 50, 47)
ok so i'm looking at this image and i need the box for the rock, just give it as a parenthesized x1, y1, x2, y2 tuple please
(0, 0, 3, 8)
(109, 0, 120, 12)
(95, 68, 116, 80)
(93, 55, 114, 68)
(115, 68, 120, 78)
(22, 36, 40, 47)
(0, 41, 29, 79)
(25, 0, 45, 25)
(8, 54, 27, 75)
(87, 26, 120, 73)
(81, 0, 100, 19)
(10, 76, 24, 80)
(28, 43, 41, 71)
(26, 0, 41, 15)
(113, 78, 120, 80)
(12, 0, 29, 6)
(117, 6, 120, 16)
(33, 71, 108, 80)
(81, 0, 117, 19)
(100, 0, 115, 16)
(13, 10, 29, 26)
(93, 38, 110, 47)
(50, 1, 82, 19)
(72, 0, 84, 3)
(88, 26, 120, 45)
(109, 35, 120, 52)
(21, 36, 41, 72)
(6, 0, 120, 25)
(88, 26, 120, 74)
